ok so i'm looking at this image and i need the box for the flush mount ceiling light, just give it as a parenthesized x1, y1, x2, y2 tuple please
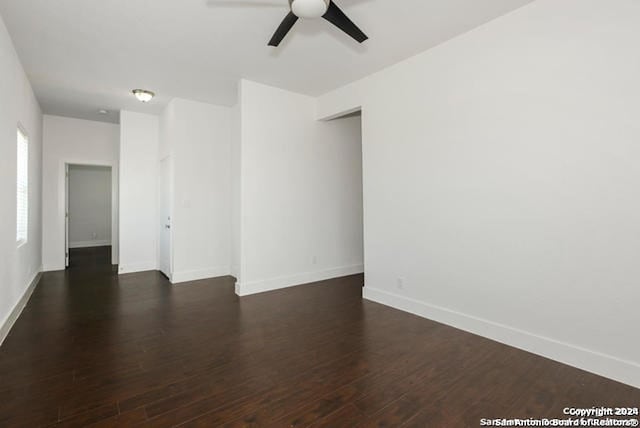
(291, 0, 329, 19)
(132, 89, 155, 103)
(98, 109, 109, 115)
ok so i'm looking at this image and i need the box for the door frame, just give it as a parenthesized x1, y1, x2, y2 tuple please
(61, 159, 118, 267)
(65, 164, 69, 267)
(157, 155, 174, 280)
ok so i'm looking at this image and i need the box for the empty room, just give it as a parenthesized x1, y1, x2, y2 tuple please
(0, 0, 639, 427)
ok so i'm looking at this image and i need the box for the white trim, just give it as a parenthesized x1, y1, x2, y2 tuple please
(0, 267, 42, 347)
(171, 266, 231, 285)
(363, 286, 640, 389)
(69, 240, 111, 249)
(42, 264, 65, 272)
(317, 106, 362, 121)
(230, 264, 240, 280)
(236, 264, 364, 297)
(118, 262, 157, 275)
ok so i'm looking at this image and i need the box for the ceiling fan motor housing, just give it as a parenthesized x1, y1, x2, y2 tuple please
(290, 0, 330, 19)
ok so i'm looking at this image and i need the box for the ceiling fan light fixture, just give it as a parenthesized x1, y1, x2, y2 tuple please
(291, 0, 329, 19)
(132, 89, 155, 103)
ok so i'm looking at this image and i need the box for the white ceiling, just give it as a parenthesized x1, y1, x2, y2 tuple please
(0, 0, 533, 124)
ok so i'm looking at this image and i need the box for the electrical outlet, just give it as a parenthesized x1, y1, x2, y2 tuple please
(397, 277, 405, 290)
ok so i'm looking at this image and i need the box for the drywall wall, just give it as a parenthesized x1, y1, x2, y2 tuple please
(42, 115, 119, 269)
(230, 101, 241, 280)
(68, 165, 112, 248)
(237, 80, 363, 296)
(159, 98, 232, 283)
(119, 111, 159, 274)
(317, 0, 640, 387)
(0, 14, 42, 344)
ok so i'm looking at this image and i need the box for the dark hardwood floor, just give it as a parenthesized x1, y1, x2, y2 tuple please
(0, 247, 638, 427)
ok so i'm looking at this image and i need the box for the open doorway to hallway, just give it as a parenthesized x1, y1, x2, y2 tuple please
(327, 109, 364, 287)
(65, 164, 114, 269)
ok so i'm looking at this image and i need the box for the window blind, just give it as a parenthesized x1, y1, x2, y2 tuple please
(16, 128, 28, 244)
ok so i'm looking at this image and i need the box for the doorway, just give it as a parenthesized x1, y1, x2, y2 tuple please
(65, 164, 113, 269)
(158, 156, 173, 279)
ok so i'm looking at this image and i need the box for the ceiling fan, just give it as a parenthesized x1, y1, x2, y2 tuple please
(270, 0, 368, 46)
(211, 0, 368, 47)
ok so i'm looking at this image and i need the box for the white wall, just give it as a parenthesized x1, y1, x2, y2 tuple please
(237, 80, 363, 296)
(119, 111, 159, 274)
(317, 0, 640, 388)
(230, 101, 241, 280)
(0, 14, 42, 343)
(159, 99, 232, 283)
(68, 165, 112, 248)
(42, 115, 119, 269)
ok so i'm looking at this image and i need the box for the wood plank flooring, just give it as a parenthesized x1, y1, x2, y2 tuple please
(0, 246, 638, 427)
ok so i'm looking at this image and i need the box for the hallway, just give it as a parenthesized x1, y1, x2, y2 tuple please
(0, 252, 638, 426)
(67, 247, 114, 271)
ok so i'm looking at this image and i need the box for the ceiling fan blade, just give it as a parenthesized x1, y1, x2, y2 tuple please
(322, 1, 368, 43)
(268, 11, 299, 47)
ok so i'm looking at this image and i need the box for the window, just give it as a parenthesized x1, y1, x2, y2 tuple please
(16, 127, 28, 245)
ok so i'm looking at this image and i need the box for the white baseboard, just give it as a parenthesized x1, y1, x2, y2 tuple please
(236, 264, 364, 297)
(118, 262, 157, 275)
(363, 286, 640, 389)
(0, 267, 42, 347)
(43, 264, 65, 272)
(171, 266, 231, 285)
(69, 240, 111, 249)
(230, 264, 240, 280)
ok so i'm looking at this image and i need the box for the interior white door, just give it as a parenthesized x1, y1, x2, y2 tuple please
(65, 163, 70, 268)
(159, 157, 172, 279)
